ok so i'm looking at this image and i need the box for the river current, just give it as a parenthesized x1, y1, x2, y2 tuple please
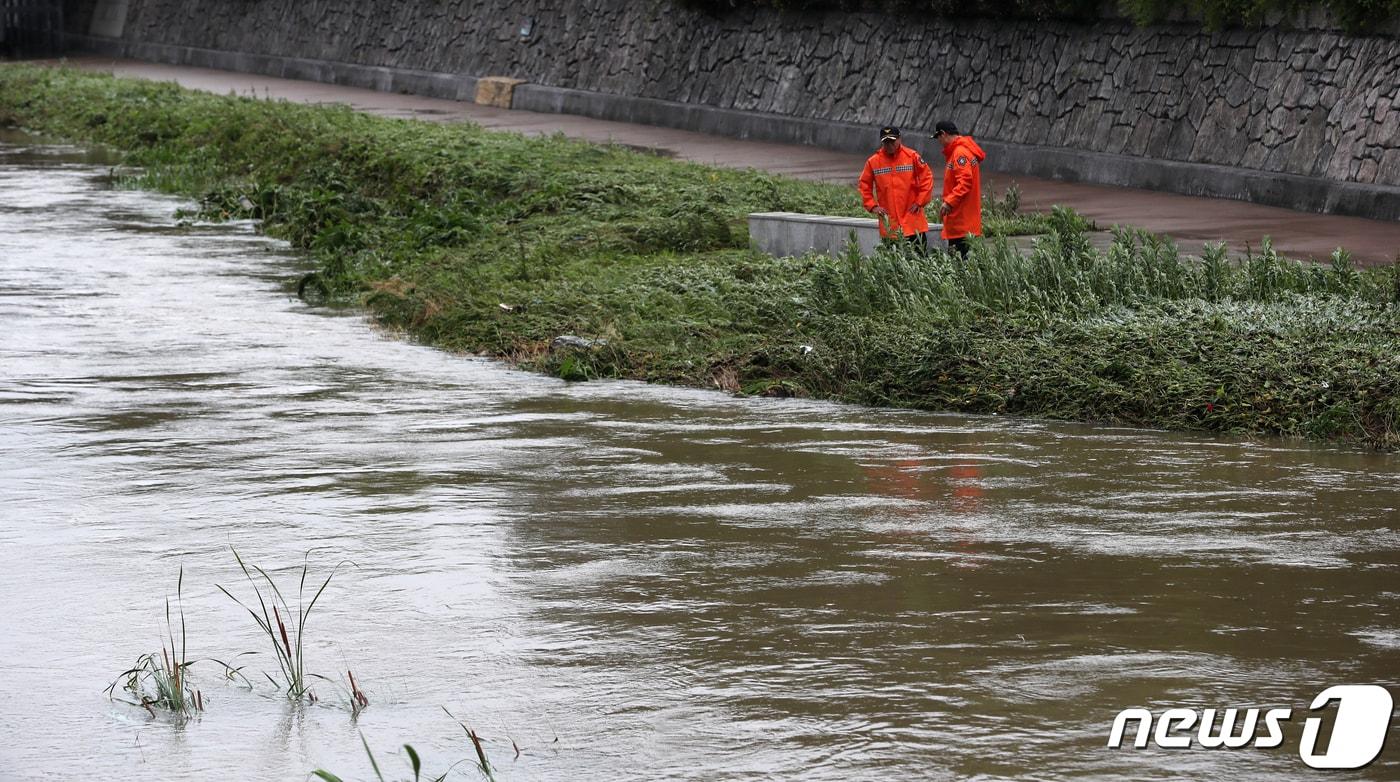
(1, 135, 1397, 780)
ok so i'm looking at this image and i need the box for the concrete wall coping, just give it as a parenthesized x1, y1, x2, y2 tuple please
(749, 212, 879, 229)
(748, 211, 946, 258)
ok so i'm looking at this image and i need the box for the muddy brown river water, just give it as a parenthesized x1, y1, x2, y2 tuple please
(1, 135, 1397, 781)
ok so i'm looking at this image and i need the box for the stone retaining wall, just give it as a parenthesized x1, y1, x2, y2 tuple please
(60, 0, 1400, 217)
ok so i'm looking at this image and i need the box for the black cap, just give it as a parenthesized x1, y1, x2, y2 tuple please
(934, 120, 959, 137)
(879, 125, 900, 141)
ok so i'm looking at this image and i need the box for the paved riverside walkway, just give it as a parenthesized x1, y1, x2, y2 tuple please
(51, 57, 1400, 265)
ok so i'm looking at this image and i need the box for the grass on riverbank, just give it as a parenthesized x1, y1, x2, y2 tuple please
(2, 64, 1397, 448)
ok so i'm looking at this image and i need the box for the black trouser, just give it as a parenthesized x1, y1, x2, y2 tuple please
(947, 236, 971, 259)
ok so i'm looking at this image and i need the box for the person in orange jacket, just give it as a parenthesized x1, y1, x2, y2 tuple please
(933, 120, 986, 259)
(859, 125, 934, 248)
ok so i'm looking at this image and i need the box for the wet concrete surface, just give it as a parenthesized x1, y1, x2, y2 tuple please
(39, 57, 1400, 264)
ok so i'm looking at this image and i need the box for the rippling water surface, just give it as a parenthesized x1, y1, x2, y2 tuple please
(1, 135, 1397, 781)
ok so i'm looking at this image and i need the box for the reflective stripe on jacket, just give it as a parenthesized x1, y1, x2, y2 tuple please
(858, 144, 934, 239)
(940, 135, 986, 240)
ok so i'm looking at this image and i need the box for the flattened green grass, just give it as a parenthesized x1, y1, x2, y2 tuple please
(3, 64, 1397, 448)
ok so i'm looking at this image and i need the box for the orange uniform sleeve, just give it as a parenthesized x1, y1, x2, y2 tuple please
(913, 154, 933, 206)
(944, 156, 974, 210)
(858, 160, 878, 212)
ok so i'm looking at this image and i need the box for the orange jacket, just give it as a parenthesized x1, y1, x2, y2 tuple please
(859, 144, 933, 238)
(940, 135, 986, 240)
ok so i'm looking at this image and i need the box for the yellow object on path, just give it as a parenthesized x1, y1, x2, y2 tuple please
(474, 77, 525, 109)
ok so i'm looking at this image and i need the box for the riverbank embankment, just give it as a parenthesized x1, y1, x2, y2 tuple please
(53, 57, 1400, 265)
(2, 64, 1398, 449)
(54, 0, 1400, 220)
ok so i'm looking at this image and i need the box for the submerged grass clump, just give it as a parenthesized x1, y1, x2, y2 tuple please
(217, 549, 345, 702)
(1, 64, 1396, 448)
(108, 567, 247, 717)
(112, 554, 364, 722)
(108, 567, 203, 716)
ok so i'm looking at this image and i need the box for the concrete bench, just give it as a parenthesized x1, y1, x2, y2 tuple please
(747, 211, 945, 258)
